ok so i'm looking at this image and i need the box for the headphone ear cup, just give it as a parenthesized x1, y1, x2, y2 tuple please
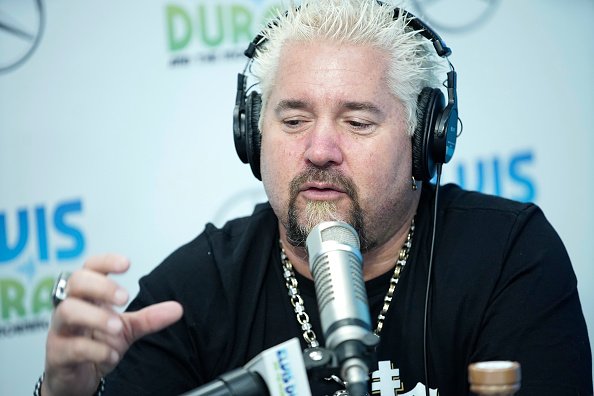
(233, 93, 248, 165)
(245, 91, 262, 180)
(412, 87, 444, 182)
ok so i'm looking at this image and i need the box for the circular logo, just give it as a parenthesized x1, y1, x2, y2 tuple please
(410, 0, 500, 33)
(0, 0, 45, 73)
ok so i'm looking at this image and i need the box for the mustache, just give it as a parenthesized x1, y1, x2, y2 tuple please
(289, 167, 358, 200)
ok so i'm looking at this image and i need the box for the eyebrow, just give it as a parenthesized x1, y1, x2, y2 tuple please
(274, 100, 309, 116)
(273, 99, 383, 116)
(341, 101, 383, 115)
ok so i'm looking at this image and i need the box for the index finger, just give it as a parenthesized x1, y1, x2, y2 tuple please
(83, 254, 130, 275)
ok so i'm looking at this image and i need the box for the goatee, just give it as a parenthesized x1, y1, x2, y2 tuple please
(286, 167, 372, 251)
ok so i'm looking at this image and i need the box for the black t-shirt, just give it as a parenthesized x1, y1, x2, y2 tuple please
(105, 184, 592, 395)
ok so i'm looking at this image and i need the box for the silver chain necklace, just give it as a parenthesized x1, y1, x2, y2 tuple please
(280, 218, 415, 349)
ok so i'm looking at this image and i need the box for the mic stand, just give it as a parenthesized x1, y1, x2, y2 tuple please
(303, 337, 377, 396)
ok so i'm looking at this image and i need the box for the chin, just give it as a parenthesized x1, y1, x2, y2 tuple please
(304, 200, 346, 226)
(286, 200, 359, 247)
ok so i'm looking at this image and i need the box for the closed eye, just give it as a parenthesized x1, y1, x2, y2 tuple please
(349, 120, 371, 129)
(282, 117, 310, 132)
(345, 118, 376, 135)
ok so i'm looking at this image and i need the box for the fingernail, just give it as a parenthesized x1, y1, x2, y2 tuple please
(110, 350, 120, 364)
(107, 317, 123, 334)
(114, 289, 128, 305)
(114, 256, 129, 271)
(119, 259, 130, 271)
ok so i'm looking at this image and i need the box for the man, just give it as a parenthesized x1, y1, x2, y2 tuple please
(39, 1, 592, 395)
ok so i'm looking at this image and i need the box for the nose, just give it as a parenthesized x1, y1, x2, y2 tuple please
(304, 120, 344, 168)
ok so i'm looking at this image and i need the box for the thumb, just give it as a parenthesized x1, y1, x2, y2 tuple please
(122, 301, 183, 343)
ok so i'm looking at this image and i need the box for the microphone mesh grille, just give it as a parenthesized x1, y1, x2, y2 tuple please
(320, 224, 360, 249)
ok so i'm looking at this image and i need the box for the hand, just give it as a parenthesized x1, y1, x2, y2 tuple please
(42, 254, 183, 396)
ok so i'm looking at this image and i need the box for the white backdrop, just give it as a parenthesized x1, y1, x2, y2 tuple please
(1, 0, 592, 394)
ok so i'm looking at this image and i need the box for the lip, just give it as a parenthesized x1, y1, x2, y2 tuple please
(299, 182, 347, 200)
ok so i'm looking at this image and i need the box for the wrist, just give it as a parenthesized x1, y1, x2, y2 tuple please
(34, 373, 105, 396)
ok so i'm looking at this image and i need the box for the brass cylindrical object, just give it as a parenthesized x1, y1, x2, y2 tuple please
(468, 361, 521, 395)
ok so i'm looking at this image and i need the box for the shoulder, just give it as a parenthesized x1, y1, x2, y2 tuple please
(433, 183, 547, 236)
(426, 185, 574, 296)
(135, 202, 278, 301)
(425, 183, 567, 269)
(438, 183, 534, 215)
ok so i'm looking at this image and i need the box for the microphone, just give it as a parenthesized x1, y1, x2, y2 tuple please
(306, 221, 379, 396)
(180, 338, 312, 396)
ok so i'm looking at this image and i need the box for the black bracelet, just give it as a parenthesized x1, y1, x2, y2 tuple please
(34, 373, 105, 396)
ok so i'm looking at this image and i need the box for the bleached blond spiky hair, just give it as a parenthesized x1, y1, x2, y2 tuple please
(251, 0, 444, 136)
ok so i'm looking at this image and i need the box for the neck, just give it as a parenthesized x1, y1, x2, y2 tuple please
(278, 210, 417, 282)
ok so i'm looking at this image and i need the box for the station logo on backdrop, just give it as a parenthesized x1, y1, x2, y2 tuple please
(0, 0, 45, 73)
(0, 198, 85, 337)
(165, 0, 281, 67)
(447, 149, 536, 202)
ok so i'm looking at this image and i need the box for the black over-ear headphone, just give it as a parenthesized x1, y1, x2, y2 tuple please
(233, 7, 458, 182)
